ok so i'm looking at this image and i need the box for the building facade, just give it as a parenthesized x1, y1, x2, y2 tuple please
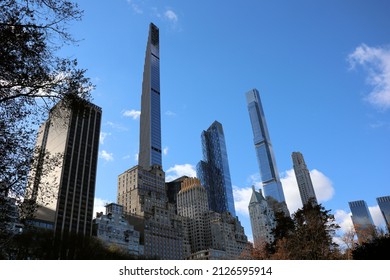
(196, 121, 236, 216)
(248, 186, 275, 246)
(377, 196, 390, 232)
(117, 165, 185, 259)
(118, 165, 166, 217)
(348, 200, 376, 243)
(208, 211, 249, 259)
(25, 97, 101, 239)
(246, 89, 289, 216)
(94, 203, 144, 256)
(292, 152, 318, 206)
(117, 23, 185, 260)
(138, 23, 162, 169)
(166, 176, 189, 214)
(177, 177, 211, 255)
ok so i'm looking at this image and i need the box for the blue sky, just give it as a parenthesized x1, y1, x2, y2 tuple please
(62, 0, 390, 243)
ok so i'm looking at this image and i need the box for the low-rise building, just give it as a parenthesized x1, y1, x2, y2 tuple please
(94, 203, 144, 256)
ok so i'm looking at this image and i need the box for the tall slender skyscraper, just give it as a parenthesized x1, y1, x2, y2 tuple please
(117, 23, 185, 259)
(292, 152, 318, 206)
(139, 23, 162, 169)
(196, 121, 236, 216)
(377, 196, 390, 232)
(348, 200, 376, 243)
(246, 89, 288, 215)
(25, 97, 101, 238)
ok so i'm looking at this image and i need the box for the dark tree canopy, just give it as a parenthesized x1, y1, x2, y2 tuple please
(0, 0, 93, 106)
(270, 202, 341, 260)
(352, 234, 390, 260)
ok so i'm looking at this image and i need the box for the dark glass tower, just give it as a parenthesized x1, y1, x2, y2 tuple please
(349, 200, 376, 243)
(376, 196, 390, 233)
(196, 121, 236, 216)
(139, 23, 162, 169)
(246, 89, 286, 204)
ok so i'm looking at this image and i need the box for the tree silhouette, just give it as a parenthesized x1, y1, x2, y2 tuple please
(352, 233, 390, 260)
(271, 202, 341, 259)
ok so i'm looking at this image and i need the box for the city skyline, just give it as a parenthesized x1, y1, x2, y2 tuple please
(57, 1, 390, 243)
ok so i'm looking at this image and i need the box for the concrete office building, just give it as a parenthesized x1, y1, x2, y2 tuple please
(292, 152, 318, 206)
(25, 97, 101, 239)
(177, 178, 211, 255)
(208, 211, 249, 259)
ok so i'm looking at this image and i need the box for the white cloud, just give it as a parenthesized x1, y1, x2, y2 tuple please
(163, 146, 169, 155)
(106, 121, 128, 131)
(99, 132, 111, 145)
(93, 198, 111, 218)
(280, 168, 335, 214)
(123, 109, 141, 120)
(348, 44, 390, 109)
(165, 110, 177, 116)
(334, 209, 354, 234)
(164, 10, 178, 23)
(134, 153, 139, 162)
(165, 163, 196, 182)
(99, 150, 114, 162)
(310, 169, 335, 201)
(369, 205, 387, 231)
(233, 186, 252, 217)
(126, 0, 143, 14)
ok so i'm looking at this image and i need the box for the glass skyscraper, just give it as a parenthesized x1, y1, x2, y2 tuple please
(246, 89, 287, 206)
(348, 200, 375, 243)
(377, 196, 390, 232)
(196, 121, 236, 216)
(117, 23, 186, 260)
(138, 23, 162, 169)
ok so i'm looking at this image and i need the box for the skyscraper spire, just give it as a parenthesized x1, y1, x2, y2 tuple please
(138, 23, 162, 169)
